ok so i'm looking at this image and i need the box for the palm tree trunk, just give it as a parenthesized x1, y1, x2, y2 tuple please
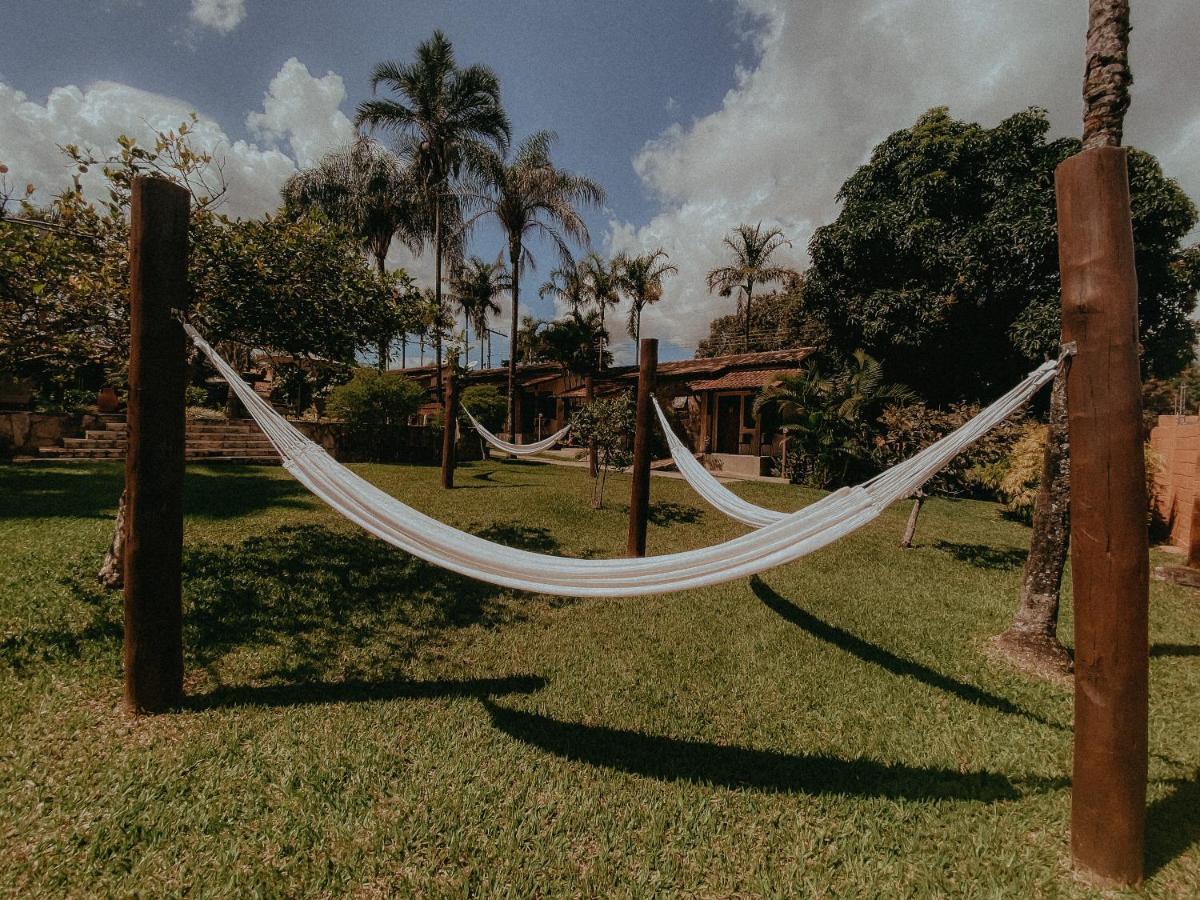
(507, 244, 521, 441)
(743, 283, 755, 352)
(1083, 0, 1132, 150)
(433, 198, 444, 402)
(994, 364, 1072, 676)
(375, 254, 390, 371)
(401, 335, 407, 369)
(634, 306, 641, 363)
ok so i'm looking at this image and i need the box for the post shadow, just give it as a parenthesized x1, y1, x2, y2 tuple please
(1144, 769, 1200, 878)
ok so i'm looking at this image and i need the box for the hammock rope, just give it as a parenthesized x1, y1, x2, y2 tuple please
(185, 322, 1057, 598)
(651, 362, 1058, 528)
(463, 407, 570, 456)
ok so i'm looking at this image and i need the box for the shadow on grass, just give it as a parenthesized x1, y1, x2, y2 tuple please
(647, 501, 704, 527)
(1146, 768, 1200, 878)
(750, 578, 1059, 728)
(482, 701, 1064, 802)
(1150, 644, 1200, 658)
(933, 540, 1027, 571)
(186, 674, 546, 711)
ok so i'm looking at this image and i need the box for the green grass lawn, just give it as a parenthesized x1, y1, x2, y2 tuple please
(1, 459, 1197, 897)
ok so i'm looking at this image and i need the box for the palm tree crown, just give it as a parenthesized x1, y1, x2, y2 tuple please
(355, 30, 511, 394)
(615, 248, 677, 360)
(450, 256, 509, 368)
(706, 222, 797, 352)
(460, 130, 604, 435)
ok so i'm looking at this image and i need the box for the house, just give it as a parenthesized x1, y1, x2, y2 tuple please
(391, 346, 816, 475)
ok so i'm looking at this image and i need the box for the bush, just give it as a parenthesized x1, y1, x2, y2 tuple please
(459, 385, 507, 432)
(185, 385, 209, 408)
(326, 369, 424, 427)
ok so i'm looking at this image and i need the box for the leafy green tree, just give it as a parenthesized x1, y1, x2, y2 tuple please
(356, 30, 511, 397)
(326, 367, 424, 426)
(460, 130, 604, 436)
(696, 285, 828, 358)
(755, 351, 912, 487)
(459, 384, 507, 432)
(804, 106, 1200, 404)
(706, 223, 797, 353)
(570, 394, 634, 508)
(282, 136, 428, 369)
(538, 309, 611, 375)
(615, 248, 677, 360)
(449, 257, 508, 369)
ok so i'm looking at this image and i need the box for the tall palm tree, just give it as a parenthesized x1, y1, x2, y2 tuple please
(579, 253, 620, 369)
(450, 256, 508, 369)
(616, 248, 677, 362)
(539, 262, 589, 312)
(706, 223, 796, 352)
(282, 136, 426, 370)
(460, 130, 604, 438)
(355, 30, 511, 395)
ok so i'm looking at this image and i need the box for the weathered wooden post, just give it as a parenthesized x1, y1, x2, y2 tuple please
(626, 338, 657, 557)
(1058, 147, 1149, 885)
(586, 373, 598, 477)
(124, 176, 189, 714)
(441, 362, 460, 489)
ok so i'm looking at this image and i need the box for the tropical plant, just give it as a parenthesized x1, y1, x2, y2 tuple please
(515, 314, 546, 364)
(460, 130, 604, 436)
(449, 256, 508, 369)
(538, 262, 589, 312)
(756, 351, 912, 488)
(282, 136, 428, 369)
(615, 248, 677, 362)
(578, 253, 621, 367)
(356, 29, 511, 396)
(538, 309, 611, 375)
(569, 394, 635, 508)
(706, 223, 797, 353)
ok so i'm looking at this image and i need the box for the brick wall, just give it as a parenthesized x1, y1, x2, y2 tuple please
(1148, 415, 1200, 552)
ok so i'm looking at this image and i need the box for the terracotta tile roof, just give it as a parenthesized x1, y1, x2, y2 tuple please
(688, 368, 797, 391)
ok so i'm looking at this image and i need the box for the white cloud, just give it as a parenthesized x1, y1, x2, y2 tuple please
(0, 59, 356, 220)
(245, 58, 354, 169)
(189, 0, 246, 34)
(613, 0, 1200, 352)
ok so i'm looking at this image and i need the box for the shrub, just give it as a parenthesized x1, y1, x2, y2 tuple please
(326, 369, 424, 427)
(570, 395, 634, 508)
(459, 385, 507, 432)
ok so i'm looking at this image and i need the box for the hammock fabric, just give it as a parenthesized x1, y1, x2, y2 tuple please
(463, 407, 570, 456)
(186, 322, 1057, 598)
(652, 363, 1058, 528)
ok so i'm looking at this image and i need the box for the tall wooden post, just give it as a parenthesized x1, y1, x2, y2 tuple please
(441, 362, 460, 489)
(586, 373, 598, 477)
(626, 339, 657, 557)
(1058, 147, 1149, 885)
(124, 177, 189, 714)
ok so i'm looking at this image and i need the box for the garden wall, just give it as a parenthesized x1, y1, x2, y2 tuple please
(0, 411, 98, 457)
(1148, 415, 1200, 552)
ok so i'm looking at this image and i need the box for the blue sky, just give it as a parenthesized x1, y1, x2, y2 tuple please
(4, 1, 1198, 363)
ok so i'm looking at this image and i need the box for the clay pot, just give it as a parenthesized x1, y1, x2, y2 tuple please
(96, 386, 120, 413)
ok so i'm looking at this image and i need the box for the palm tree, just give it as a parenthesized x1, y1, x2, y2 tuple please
(539, 262, 589, 312)
(579, 253, 620, 369)
(355, 30, 511, 396)
(616, 248, 677, 362)
(450, 257, 508, 369)
(539, 309, 611, 375)
(282, 136, 426, 370)
(706, 223, 797, 352)
(460, 130, 604, 438)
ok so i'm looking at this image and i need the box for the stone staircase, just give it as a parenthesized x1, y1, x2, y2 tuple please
(37, 415, 281, 464)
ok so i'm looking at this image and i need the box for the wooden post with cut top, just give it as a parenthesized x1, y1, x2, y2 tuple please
(1057, 146, 1149, 885)
(626, 339, 657, 557)
(123, 176, 189, 714)
(441, 362, 460, 489)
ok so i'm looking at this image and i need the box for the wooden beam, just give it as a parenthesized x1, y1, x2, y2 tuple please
(626, 339, 658, 557)
(441, 362, 460, 489)
(1057, 146, 1149, 885)
(123, 176, 189, 714)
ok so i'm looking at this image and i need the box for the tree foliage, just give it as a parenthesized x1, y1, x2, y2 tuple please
(569, 394, 634, 508)
(325, 368, 424, 426)
(804, 107, 1200, 403)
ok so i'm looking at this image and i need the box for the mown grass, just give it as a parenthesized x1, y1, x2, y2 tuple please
(0, 459, 1197, 897)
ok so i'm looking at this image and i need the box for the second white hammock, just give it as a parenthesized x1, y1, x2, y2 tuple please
(463, 407, 571, 456)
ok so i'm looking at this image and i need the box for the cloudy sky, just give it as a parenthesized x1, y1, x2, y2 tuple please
(4, 0, 1198, 363)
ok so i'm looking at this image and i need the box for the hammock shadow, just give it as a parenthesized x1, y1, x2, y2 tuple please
(1150, 643, 1200, 658)
(185, 674, 547, 712)
(182, 523, 551, 684)
(645, 501, 704, 527)
(932, 540, 1028, 571)
(1145, 768, 1200, 878)
(749, 578, 1060, 728)
(481, 701, 1063, 802)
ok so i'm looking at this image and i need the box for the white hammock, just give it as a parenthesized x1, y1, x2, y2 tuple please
(653, 363, 1058, 528)
(186, 323, 1056, 598)
(463, 407, 570, 456)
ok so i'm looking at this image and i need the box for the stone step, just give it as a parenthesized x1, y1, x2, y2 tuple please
(101, 419, 268, 433)
(38, 446, 280, 463)
(66, 437, 276, 451)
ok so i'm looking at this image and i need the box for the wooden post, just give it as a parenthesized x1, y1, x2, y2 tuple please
(1057, 147, 1149, 885)
(586, 373, 598, 477)
(441, 362, 459, 489)
(626, 339, 657, 557)
(124, 177, 189, 714)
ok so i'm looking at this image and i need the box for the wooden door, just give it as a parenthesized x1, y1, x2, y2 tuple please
(716, 395, 740, 454)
